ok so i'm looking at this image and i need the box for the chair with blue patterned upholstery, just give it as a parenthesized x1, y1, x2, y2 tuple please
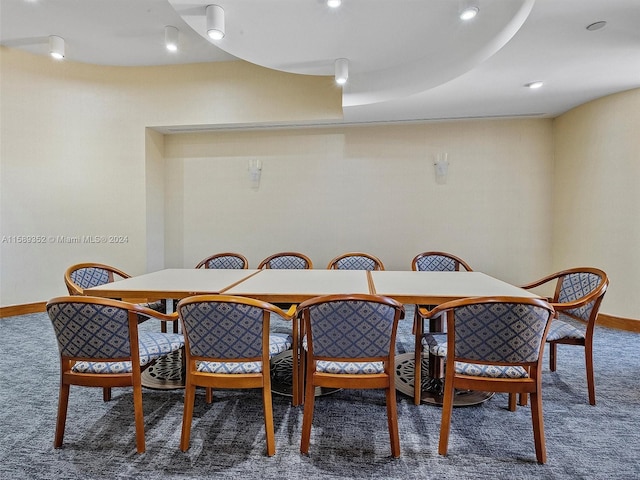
(296, 294, 405, 458)
(420, 296, 554, 464)
(64, 262, 165, 313)
(46, 295, 184, 454)
(194, 252, 249, 269)
(519, 267, 608, 405)
(326, 252, 384, 270)
(411, 251, 473, 405)
(257, 251, 313, 270)
(177, 295, 296, 456)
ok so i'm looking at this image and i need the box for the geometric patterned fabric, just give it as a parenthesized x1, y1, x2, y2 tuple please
(334, 256, 379, 271)
(179, 301, 292, 374)
(69, 267, 111, 289)
(304, 299, 397, 374)
(557, 272, 602, 322)
(47, 301, 184, 374)
(206, 255, 246, 269)
(415, 255, 457, 272)
(452, 302, 550, 364)
(546, 314, 586, 342)
(426, 301, 552, 380)
(264, 255, 309, 269)
(543, 271, 603, 343)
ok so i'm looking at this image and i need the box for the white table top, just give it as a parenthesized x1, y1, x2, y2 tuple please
(85, 268, 260, 299)
(224, 269, 371, 303)
(86, 268, 536, 304)
(369, 271, 538, 304)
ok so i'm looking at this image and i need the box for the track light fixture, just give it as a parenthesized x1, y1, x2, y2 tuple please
(335, 58, 349, 85)
(49, 35, 65, 60)
(206, 4, 225, 40)
(165, 26, 179, 52)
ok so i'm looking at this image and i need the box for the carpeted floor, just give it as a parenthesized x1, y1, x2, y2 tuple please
(1, 308, 639, 479)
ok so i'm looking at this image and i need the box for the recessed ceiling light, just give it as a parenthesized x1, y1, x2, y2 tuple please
(586, 21, 607, 31)
(525, 81, 544, 89)
(460, 6, 479, 20)
(327, 0, 342, 8)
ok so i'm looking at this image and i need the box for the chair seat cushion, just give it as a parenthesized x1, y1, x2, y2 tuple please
(72, 332, 184, 374)
(422, 333, 448, 357)
(197, 360, 263, 374)
(194, 333, 293, 375)
(455, 362, 529, 378)
(546, 315, 585, 342)
(301, 335, 384, 374)
(316, 360, 384, 374)
(269, 333, 293, 356)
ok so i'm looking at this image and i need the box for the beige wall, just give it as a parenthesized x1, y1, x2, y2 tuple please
(1, 46, 638, 321)
(553, 89, 640, 319)
(163, 120, 554, 284)
(0, 47, 341, 305)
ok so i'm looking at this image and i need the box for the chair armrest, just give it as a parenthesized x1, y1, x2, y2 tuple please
(132, 304, 179, 323)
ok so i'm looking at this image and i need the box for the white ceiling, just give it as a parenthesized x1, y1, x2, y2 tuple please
(1, 0, 639, 126)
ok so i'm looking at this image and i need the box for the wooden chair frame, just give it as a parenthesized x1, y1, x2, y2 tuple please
(296, 293, 405, 458)
(64, 262, 131, 296)
(326, 252, 385, 270)
(47, 295, 180, 454)
(194, 252, 249, 269)
(411, 251, 473, 405)
(177, 295, 295, 456)
(520, 266, 609, 405)
(258, 251, 313, 270)
(421, 296, 555, 464)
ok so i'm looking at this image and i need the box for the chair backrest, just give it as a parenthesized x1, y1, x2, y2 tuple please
(554, 268, 608, 323)
(47, 296, 138, 362)
(412, 251, 472, 272)
(258, 252, 313, 270)
(436, 297, 554, 367)
(297, 294, 404, 361)
(194, 252, 249, 269)
(64, 263, 131, 295)
(178, 295, 279, 365)
(327, 252, 384, 271)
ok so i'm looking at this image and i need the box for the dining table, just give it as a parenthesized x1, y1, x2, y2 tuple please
(86, 268, 539, 406)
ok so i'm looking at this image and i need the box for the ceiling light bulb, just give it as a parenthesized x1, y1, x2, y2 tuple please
(335, 58, 349, 85)
(165, 26, 179, 52)
(526, 81, 544, 89)
(49, 35, 65, 60)
(327, 0, 342, 7)
(206, 5, 225, 40)
(460, 6, 479, 20)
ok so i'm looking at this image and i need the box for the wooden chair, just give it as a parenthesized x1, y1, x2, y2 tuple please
(258, 251, 313, 269)
(411, 251, 472, 405)
(411, 251, 472, 273)
(177, 295, 296, 456)
(296, 294, 405, 458)
(326, 252, 384, 270)
(65, 262, 169, 330)
(46, 296, 184, 453)
(194, 252, 249, 269)
(64, 262, 131, 295)
(420, 296, 555, 464)
(519, 267, 609, 405)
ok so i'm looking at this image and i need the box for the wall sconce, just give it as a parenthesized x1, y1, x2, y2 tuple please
(434, 153, 449, 184)
(248, 159, 262, 190)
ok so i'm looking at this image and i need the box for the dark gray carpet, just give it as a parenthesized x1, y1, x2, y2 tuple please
(1, 308, 639, 479)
